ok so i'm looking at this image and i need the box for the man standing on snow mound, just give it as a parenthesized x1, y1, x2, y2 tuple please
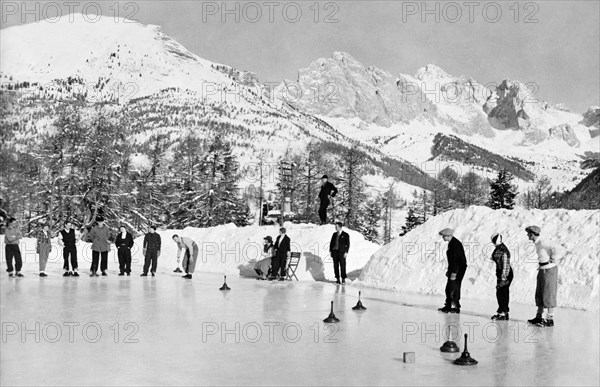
(142, 225, 161, 277)
(271, 227, 291, 281)
(330, 222, 350, 285)
(526, 226, 564, 328)
(88, 216, 113, 277)
(438, 228, 467, 314)
(490, 233, 513, 320)
(173, 235, 198, 280)
(318, 175, 338, 225)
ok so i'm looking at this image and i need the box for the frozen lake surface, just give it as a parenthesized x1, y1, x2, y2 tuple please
(1, 268, 598, 386)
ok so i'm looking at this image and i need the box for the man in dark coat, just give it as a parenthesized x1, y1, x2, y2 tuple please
(271, 227, 291, 281)
(318, 175, 338, 225)
(115, 225, 134, 276)
(329, 222, 350, 284)
(438, 228, 467, 313)
(142, 225, 161, 277)
(59, 220, 79, 276)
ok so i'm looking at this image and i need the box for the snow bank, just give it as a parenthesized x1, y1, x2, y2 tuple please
(357, 206, 600, 311)
(1, 223, 380, 282)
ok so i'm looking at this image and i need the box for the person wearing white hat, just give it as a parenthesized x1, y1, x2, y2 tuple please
(490, 233, 513, 320)
(526, 225, 564, 327)
(437, 228, 467, 313)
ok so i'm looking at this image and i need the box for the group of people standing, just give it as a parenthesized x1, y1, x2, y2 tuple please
(3, 216, 202, 280)
(437, 225, 563, 328)
(254, 222, 351, 284)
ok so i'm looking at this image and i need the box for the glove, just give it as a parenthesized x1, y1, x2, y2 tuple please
(143, 249, 146, 256)
(36, 246, 40, 254)
(449, 273, 457, 281)
(157, 251, 161, 258)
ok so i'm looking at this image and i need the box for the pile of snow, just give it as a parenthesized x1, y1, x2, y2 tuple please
(357, 206, 599, 311)
(1, 223, 381, 282)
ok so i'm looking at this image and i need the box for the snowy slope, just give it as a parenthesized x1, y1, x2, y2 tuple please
(0, 14, 239, 103)
(356, 206, 600, 311)
(3, 223, 381, 282)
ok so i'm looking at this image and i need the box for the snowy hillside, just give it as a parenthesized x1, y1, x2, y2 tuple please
(3, 223, 381, 282)
(356, 206, 600, 311)
(0, 15, 239, 102)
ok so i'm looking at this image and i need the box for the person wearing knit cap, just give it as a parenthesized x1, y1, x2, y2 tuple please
(490, 233, 513, 320)
(438, 228, 467, 313)
(317, 175, 338, 225)
(526, 225, 564, 327)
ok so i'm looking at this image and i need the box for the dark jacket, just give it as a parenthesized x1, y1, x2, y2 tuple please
(60, 229, 77, 247)
(143, 232, 162, 253)
(446, 237, 467, 277)
(115, 231, 134, 249)
(330, 231, 350, 254)
(319, 181, 338, 201)
(274, 234, 291, 257)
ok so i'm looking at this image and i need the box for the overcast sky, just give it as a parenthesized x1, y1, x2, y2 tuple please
(1, 0, 598, 112)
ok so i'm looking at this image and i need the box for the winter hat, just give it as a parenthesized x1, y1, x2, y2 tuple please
(525, 226, 541, 236)
(321, 175, 328, 179)
(149, 224, 157, 230)
(263, 236, 273, 243)
(491, 233, 502, 244)
(96, 216, 104, 222)
(439, 228, 454, 237)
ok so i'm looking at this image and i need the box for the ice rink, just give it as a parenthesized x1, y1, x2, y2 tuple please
(1, 268, 598, 386)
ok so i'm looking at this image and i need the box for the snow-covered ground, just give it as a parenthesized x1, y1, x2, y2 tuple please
(358, 207, 600, 311)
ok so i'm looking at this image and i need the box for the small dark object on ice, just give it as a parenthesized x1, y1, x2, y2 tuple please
(352, 291, 367, 310)
(219, 275, 231, 290)
(323, 301, 340, 323)
(453, 334, 478, 365)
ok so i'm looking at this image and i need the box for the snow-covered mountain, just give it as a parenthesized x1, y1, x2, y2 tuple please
(277, 52, 599, 191)
(0, 15, 435, 204)
(1, 16, 598, 200)
(0, 16, 239, 102)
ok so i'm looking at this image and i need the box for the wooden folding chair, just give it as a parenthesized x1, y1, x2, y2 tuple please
(286, 252, 301, 281)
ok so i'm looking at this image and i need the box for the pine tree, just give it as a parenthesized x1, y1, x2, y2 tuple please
(338, 146, 366, 229)
(169, 132, 206, 227)
(201, 135, 252, 227)
(488, 169, 518, 209)
(381, 184, 397, 244)
(404, 207, 423, 232)
(457, 171, 488, 207)
(357, 197, 382, 244)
